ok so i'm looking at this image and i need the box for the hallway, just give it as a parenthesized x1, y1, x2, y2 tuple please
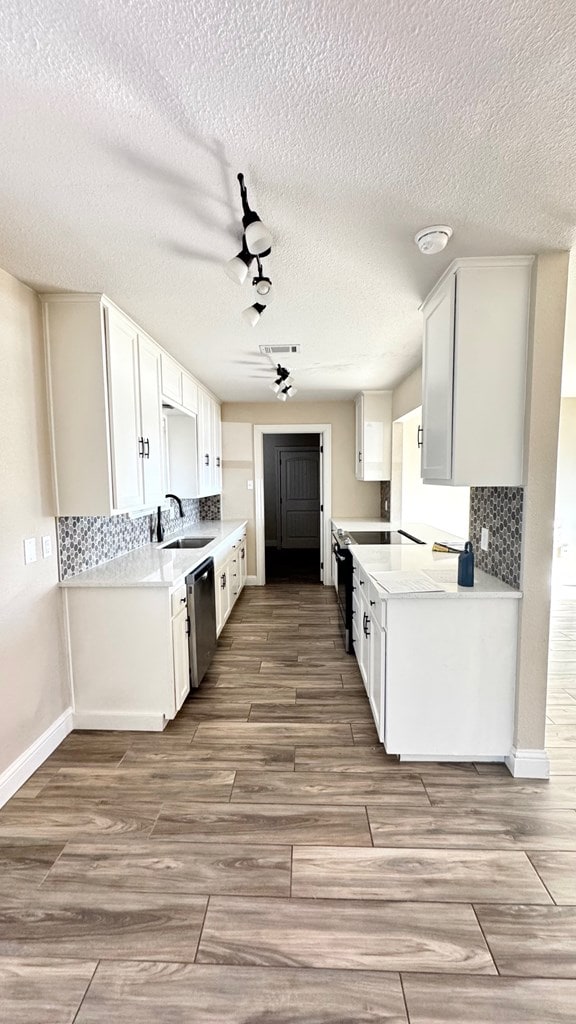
(1, 584, 576, 1021)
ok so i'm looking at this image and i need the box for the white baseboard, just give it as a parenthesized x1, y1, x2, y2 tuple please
(505, 747, 550, 778)
(73, 710, 165, 731)
(0, 708, 73, 809)
(245, 575, 259, 586)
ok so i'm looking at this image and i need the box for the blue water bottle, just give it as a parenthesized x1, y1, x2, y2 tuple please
(458, 541, 475, 587)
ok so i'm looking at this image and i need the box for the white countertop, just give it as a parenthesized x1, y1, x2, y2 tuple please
(60, 520, 247, 589)
(332, 519, 521, 600)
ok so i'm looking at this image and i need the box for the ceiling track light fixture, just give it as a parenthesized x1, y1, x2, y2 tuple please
(237, 173, 272, 256)
(270, 364, 297, 400)
(225, 175, 275, 331)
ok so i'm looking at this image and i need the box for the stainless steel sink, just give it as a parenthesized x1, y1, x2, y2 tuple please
(162, 537, 214, 549)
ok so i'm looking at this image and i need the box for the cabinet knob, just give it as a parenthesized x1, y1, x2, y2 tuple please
(180, 596, 187, 604)
(370, 600, 375, 607)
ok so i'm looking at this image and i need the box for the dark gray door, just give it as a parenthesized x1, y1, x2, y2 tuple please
(278, 447, 321, 549)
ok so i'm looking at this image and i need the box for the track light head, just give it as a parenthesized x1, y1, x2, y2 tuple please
(253, 275, 273, 302)
(225, 238, 254, 285)
(238, 173, 273, 255)
(242, 302, 266, 326)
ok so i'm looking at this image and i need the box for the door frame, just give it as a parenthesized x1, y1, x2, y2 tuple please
(253, 424, 332, 587)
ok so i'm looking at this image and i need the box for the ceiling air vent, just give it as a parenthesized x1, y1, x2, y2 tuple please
(259, 344, 301, 355)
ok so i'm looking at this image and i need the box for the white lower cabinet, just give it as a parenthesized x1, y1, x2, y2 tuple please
(172, 597, 191, 713)
(214, 528, 247, 636)
(351, 554, 518, 760)
(64, 527, 248, 731)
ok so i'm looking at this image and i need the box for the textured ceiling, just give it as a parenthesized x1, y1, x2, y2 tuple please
(1, 0, 575, 401)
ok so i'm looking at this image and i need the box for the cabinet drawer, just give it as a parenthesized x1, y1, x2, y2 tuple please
(367, 577, 386, 629)
(171, 583, 187, 618)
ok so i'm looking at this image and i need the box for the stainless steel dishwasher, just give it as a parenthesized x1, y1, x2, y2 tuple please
(186, 558, 217, 687)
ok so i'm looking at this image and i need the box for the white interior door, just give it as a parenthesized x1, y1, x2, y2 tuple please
(421, 275, 456, 481)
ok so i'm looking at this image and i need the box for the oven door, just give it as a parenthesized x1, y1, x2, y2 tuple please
(333, 541, 353, 653)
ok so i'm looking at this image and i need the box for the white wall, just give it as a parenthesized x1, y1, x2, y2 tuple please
(0, 266, 69, 775)
(516, 251, 570, 754)
(554, 397, 576, 579)
(399, 409, 470, 537)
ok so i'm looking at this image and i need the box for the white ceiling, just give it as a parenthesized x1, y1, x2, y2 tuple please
(1, 0, 576, 402)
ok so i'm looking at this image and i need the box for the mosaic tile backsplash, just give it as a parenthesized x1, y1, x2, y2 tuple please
(469, 487, 523, 588)
(380, 481, 391, 519)
(58, 494, 221, 580)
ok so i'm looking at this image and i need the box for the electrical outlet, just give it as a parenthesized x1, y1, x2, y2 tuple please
(480, 528, 489, 552)
(247, 480, 254, 490)
(23, 538, 37, 564)
(41, 535, 52, 558)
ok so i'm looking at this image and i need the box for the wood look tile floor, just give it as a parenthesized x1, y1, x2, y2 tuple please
(2, 582, 576, 1022)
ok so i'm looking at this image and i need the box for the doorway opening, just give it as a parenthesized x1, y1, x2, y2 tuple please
(253, 423, 332, 587)
(263, 433, 321, 584)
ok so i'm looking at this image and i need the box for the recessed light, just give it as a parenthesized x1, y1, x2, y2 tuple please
(414, 225, 453, 255)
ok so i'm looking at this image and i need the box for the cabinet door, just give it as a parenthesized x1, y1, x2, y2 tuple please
(161, 353, 183, 405)
(197, 389, 212, 497)
(355, 395, 364, 479)
(239, 538, 247, 590)
(421, 275, 456, 481)
(172, 606, 190, 711)
(105, 307, 144, 511)
(216, 563, 231, 634)
(182, 373, 198, 414)
(368, 618, 385, 743)
(138, 335, 164, 507)
(229, 550, 240, 606)
(212, 399, 222, 494)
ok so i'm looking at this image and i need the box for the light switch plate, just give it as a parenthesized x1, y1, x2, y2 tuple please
(24, 538, 37, 564)
(480, 528, 489, 552)
(42, 535, 52, 558)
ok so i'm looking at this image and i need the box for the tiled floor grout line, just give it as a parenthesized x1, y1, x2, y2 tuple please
(525, 851, 559, 905)
(193, 895, 211, 964)
(399, 972, 411, 1023)
(71, 958, 100, 1024)
(470, 903, 500, 975)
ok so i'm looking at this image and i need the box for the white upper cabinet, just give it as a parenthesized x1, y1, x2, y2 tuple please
(355, 391, 392, 480)
(196, 388, 222, 497)
(181, 373, 198, 415)
(160, 352, 183, 406)
(420, 275, 456, 482)
(105, 306, 144, 511)
(137, 334, 164, 508)
(421, 256, 533, 486)
(44, 294, 218, 516)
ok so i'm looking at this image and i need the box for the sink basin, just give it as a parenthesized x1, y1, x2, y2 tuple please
(162, 537, 215, 549)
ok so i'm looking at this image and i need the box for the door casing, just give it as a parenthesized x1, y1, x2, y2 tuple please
(253, 424, 332, 586)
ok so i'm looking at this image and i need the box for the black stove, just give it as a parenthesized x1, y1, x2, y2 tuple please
(348, 531, 413, 545)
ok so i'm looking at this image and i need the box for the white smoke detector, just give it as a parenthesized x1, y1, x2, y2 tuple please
(414, 225, 453, 255)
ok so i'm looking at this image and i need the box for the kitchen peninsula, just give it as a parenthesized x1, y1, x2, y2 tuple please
(332, 519, 521, 765)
